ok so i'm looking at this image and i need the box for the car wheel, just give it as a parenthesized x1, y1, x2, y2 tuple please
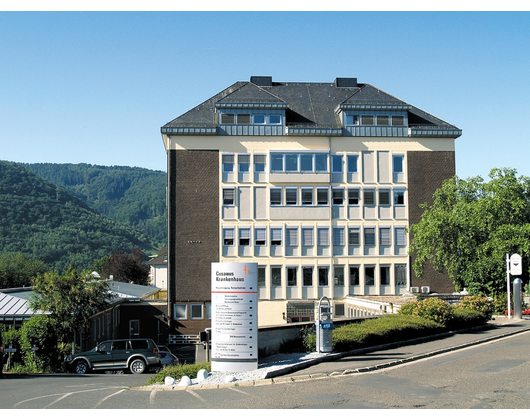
(74, 360, 89, 374)
(130, 358, 146, 374)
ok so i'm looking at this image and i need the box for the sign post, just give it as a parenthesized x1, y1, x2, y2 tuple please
(211, 263, 258, 372)
(508, 253, 523, 319)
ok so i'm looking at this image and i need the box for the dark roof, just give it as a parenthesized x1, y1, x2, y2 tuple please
(148, 247, 167, 266)
(162, 77, 461, 136)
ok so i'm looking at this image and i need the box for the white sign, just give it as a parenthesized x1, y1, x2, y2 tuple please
(510, 253, 523, 276)
(211, 262, 258, 372)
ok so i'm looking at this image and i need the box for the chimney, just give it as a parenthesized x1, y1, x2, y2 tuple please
(250, 76, 273, 87)
(334, 77, 358, 88)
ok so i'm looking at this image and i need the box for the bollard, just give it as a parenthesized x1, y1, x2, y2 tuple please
(514, 278, 523, 320)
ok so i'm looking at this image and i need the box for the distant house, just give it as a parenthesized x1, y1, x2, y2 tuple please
(1, 281, 169, 350)
(88, 280, 168, 348)
(0, 287, 41, 328)
(148, 247, 168, 290)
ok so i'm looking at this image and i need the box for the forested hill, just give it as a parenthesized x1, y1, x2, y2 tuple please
(0, 161, 156, 272)
(21, 162, 167, 247)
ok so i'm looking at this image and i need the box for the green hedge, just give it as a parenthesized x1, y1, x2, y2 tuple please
(146, 362, 211, 386)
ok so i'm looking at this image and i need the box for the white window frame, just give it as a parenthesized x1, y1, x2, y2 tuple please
(223, 187, 236, 206)
(190, 304, 203, 320)
(286, 227, 299, 247)
(222, 154, 235, 173)
(285, 187, 298, 206)
(347, 154, 359, 173)
(331, 154, 343, 173)
(174, 304, 187, 320)
(255, 227, 266, 246)
(238, 154, 250, 173)
(239, 227, 251, 246)
(332, 188, 344, 206)
(302, 227, 314, 246)
(394, 189, 406, 206)
(301, 187, 314, 205)
(270, 187, 282, 206)
(317, 187, 329, 206)
(254, 154, 266, 172)
(223, 228, 235, 246)
(393, 154, 404, 174)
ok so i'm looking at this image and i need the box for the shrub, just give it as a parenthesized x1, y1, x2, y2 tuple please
(146, 362, 211, 385)
(456, 295, 494, 320)
(492, 293, 508, 314)
(398, 298, 454, 326)
(332, 315, 444, 352)
(447, 307, 488, 329)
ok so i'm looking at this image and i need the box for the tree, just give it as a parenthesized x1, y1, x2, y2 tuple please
(0, 252, 48, 289)
(28, 269, 110, 346)
(101, 248, 150, 285)
(409, 168, 530, 296)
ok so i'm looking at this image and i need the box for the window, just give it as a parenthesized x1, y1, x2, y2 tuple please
(317, 227, 329, 246)
(190, 304, 203, 319)
(302, 227, 314, 246)
(376, 115, 390, 126)
(332, 188, 344, 205)
(271, 266, 282, 286)
(301, 187, 313, 205)
(392, 115, 404, 126)
(379, 189, 391, 206)
(334, 266, 344, 286)
(269, 115, 281, 124)
(361, 115, 374, 125)
(255, 228, 266, 246)
(317, 188, 329, 205)
(270, 187, 282, 205)
(345, 114, 358, 125)
(348, 227, 360, 246)
(303, 267, 313, 286)
(364, 189, 375, 206)
(333, 227, 345, 246)
(365, 266, 375, 286)
(238, 154, 250, 172)
(395, 227, 406, 246)
(270, 153, 283, 171)
(394, 189, 405, 206)
(222, 154, 234, 172)
(221, 113, 235, 124)
(223, 188, 235, 206)
(223, 228, 234, 246)
(350, 265, 360, 285)
(254, 154, 266, 172)
(380, 266, 390, 285)
(287, 267, 297, 286)
(238, 114, 251, 124)
(174, 304, 187, 320)
(364, 227, 376, 246)
(253, 115, 266, 124)
(380, 227, 391, 246)
(348, 188, 360, 205)
(393, 155, 404, 174)
(315, 154, 328, 172)
(270, 152, 328, 173)
(331, 155, 343, 173)
(285, 153, 298, 171)
(300, 154, 313, 171)
(258, 266, 266, 286)
(285, 187, 298, 205)
(347, 155, 358, 173)
(286, 227, 298, 246)
(395, 264, 408, 286)
(318, 266, 329, 286)
(239, 228, 250, 246)
(270, 228, 282, 246)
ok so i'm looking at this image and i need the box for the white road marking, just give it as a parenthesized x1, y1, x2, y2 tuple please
(94, 389, 126, 408)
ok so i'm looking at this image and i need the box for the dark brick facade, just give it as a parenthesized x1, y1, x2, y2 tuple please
(407, 150, 456, 293)
(167, 149, 219, 334)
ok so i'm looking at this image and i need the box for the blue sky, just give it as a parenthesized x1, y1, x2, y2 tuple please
(1, 10, 529, 180)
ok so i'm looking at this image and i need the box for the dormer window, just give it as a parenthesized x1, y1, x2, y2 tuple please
(253, 115, 266, 124)
(361, 115, 374, 125)
(376, 115, 390, 126)
(392, 116, 404, 126)
(220, 111, 282, 126)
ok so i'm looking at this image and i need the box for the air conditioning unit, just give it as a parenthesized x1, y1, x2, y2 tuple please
(410, 287, 420, 293)
(421, 286, 431, 294)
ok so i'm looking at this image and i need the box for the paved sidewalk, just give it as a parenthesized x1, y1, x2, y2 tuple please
(266, 317, 530, 380)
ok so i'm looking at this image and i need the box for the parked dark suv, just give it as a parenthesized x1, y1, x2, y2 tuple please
(66, 338, 161, 374)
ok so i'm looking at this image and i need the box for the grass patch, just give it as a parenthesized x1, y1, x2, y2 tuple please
(146, 361, 211, 386)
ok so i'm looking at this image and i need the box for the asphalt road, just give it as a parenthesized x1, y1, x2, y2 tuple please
(3, 323, 530, 409)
